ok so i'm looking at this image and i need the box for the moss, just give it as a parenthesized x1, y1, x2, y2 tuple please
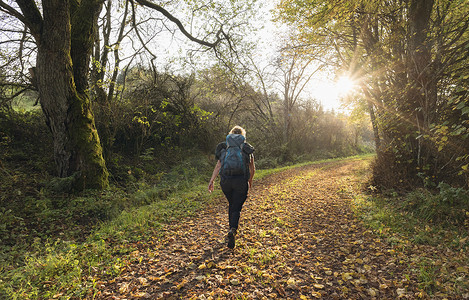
(68, 92, 109, 190)
(47, 172, 82, 193)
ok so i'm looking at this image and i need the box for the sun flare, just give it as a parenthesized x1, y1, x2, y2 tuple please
(311, 76, 357, 111)
(335, 76, 356, 96)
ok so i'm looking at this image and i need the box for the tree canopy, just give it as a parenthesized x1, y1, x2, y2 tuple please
(276, 0, 469, 188)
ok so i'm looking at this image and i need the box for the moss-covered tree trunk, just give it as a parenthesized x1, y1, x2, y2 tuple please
(36, 0, 108, 190)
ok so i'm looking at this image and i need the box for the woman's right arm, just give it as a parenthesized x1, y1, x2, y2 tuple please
(208, 160, 222, 193)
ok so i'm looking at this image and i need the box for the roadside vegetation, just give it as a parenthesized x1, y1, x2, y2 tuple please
(0, 76, 372, 298)
(1, 0, 467, 298)
(352, 182, 469, 297)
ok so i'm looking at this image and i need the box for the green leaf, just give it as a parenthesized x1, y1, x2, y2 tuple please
(456, 102, 466, 110)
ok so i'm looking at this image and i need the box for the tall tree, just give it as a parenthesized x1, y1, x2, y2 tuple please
(0, 0, 249, 190)
(274, 51, 322, 147)
(0, 0, 110, 190)
(276, 0, 469, 187)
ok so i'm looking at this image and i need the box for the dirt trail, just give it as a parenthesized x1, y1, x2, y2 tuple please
(96, 159, 424, 299)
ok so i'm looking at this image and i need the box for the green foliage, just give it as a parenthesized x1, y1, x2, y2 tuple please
(0, 154, 215, 299)
(401, 183, 469, 226)
(276, 0, 469, 189)
(353, 184, 469, 296)
(354, 185, 468, 245)
(417, 257, 439, 293)
(1, 238, 113, 299)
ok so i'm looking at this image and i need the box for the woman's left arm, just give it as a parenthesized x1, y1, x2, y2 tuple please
(248, 154, 255, 189)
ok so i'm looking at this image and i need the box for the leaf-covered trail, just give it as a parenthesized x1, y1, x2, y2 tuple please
(96, 159, 423, 299)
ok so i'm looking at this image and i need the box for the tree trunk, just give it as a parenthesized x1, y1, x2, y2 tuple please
(283, 98, 290, 146)
(407, 0, 435, 167)
(361, 87, 381, 150)
(37, 0, 108, 190)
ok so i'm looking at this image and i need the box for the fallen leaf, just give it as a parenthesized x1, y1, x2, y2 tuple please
(312, 283, 324, 290)
(119, 282, 130, 294)
(342, 273, 353, 281)
(396, 288, 406, 297)
(311, 291, 322, 298)
(137, 277, 148, 286)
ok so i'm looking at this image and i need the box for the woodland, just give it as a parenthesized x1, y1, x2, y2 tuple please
(0, 0, 468, 299)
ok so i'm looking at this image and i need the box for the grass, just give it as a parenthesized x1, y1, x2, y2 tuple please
(255, 153, 375, 180)
(352, 186, 469, 247)
(0, 154, 219, 299)
(0, 154, 375, 299)
(351, 180, 469, 296)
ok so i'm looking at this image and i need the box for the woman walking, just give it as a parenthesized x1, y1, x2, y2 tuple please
(208, 126, 255, 249)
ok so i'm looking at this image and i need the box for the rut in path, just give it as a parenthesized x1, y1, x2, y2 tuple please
(97, 159, 422, 299)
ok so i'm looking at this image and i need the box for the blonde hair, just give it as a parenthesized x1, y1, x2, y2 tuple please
(229, 125, 246, 137)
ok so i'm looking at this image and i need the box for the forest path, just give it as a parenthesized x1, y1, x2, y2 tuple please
(96, 158, 424, 299)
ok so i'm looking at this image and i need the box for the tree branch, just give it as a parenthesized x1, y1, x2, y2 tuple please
(134, 0, 224, 48)
(12, 0, 43, 39)
(0, 1, 27, 24)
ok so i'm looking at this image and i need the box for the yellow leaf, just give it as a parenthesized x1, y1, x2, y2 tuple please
(300, 295, 308, 300)
(313, 283, 325, 289)
(287, 277, 296, 286)
(133, 292, 149, 298)
(379, 283, 389, 289)
(342, 273, 353, 281)
(137, 277, 148, 286)
(176, 279, 188, 289)
(311, 291, 322, 298)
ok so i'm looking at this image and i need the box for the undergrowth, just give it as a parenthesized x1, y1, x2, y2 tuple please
(0, 155, 217, 299)
(0, 154, 373, 299)
(352, 181, 469, 296)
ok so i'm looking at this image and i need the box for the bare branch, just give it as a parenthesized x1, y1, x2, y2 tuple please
(134, 0, 225, 48)
(0, 1, 27, 25)
(9, 0, 43, 39)
(130, 0, 159, 62)
(108, 0, 130, 102)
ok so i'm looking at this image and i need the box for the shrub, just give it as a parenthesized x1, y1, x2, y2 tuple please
(401, 182, 469, 226)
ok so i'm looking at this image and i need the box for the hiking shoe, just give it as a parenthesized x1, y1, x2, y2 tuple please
(227, 228, 237, 249)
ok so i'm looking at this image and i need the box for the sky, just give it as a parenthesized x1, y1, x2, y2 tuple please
(251, 1, 353, 111)
(0, 0, 351, 112)
(113, 0, 352, 111)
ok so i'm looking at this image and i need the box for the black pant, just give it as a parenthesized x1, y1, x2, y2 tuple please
(220, 176, 249, 230)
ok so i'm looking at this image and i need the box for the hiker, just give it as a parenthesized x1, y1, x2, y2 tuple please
(208, 125, 255, 249)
